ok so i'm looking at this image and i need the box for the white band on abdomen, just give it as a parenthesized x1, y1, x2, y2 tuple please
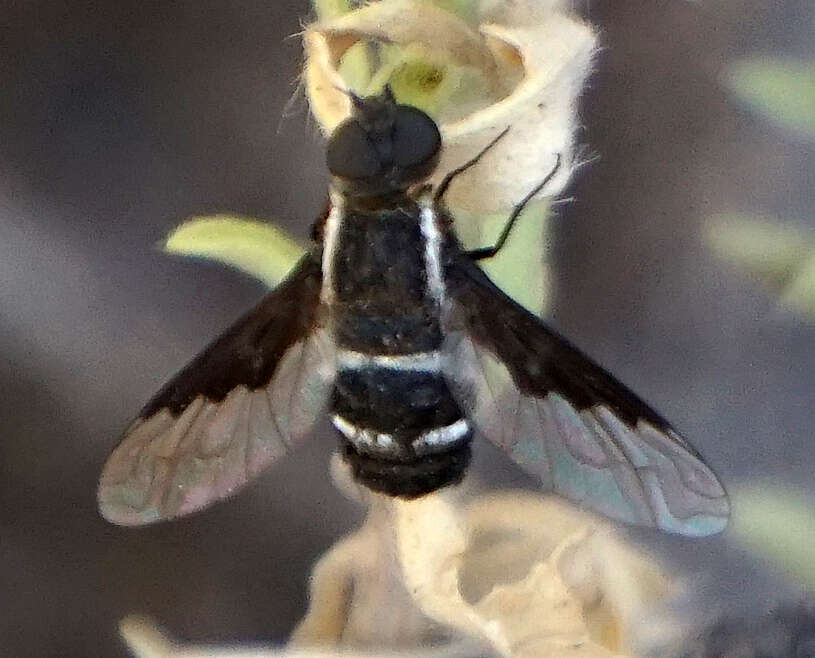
(332, 414, 470, 459)
(411, 419, 471, 456)
(336, 349, 441, 372)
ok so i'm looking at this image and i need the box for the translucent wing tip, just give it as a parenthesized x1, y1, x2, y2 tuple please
(649, 460, 731, 537)
(97, 482, 163, 527)
(663, 509, 730, 537)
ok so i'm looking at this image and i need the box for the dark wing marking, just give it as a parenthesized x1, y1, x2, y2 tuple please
(98, 255, 335, 526)
(443, 255, 729, 536)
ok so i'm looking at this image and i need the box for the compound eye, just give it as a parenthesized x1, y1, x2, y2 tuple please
(391, 106, 441, 169)
(326, 120, 381, 179)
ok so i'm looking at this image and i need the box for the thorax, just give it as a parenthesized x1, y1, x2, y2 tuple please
(320, 190, 447, 353)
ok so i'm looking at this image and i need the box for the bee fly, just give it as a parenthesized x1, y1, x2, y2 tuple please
(99, 88, 729, 536)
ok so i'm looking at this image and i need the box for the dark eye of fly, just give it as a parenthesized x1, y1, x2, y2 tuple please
(326, 122, 382, 180)
(326, 102, 442, 190)
(391, 106, 441, 169)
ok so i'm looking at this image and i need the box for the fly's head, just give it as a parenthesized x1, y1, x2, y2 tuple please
(326, 87, 441, 199)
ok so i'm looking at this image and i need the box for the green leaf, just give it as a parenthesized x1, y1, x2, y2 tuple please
(163, 207, 550, 313)
(456, 204, 550, 315)
(164, 215, 305, 288)
(705, 213, 815, 321)
(313, 0, 354, 21)
(705, 213, 812, 287)
(778, 252, 815, 318)
(730, 484, 815, 590)
(727, 59, 815, 140)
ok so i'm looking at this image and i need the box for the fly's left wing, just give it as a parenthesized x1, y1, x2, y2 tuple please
(98, 255, 335, 526)
(443, 256, 729, 536)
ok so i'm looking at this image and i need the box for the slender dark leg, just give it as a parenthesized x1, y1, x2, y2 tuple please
(467, 153, 562, 261)
(434, 128, 510, 204)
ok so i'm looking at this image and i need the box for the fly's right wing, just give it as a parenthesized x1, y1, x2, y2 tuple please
(98, 255, 335, 526)
(444, 255, 729, 536)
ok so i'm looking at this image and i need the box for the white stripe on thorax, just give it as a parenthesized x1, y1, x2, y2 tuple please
(337, 349, 441, 372)
(320, 191, 344, 304)
(419, 198, 445, 303)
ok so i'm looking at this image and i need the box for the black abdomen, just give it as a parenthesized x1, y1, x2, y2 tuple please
(333, 368, 461, 437)
(342, 440, 471, 498)
(333, 366, 472, 497)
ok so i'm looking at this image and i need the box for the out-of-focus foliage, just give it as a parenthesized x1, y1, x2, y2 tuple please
(727, 59, 815, 141)
(699, 55, 815, 653)
(707, 56, 815, 320)
(729, 484, 815, 591)
(705, 213, 815, 318)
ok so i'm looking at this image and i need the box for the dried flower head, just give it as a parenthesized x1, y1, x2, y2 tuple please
(122, 459, 673, 657)
(305, 0, 595, 214)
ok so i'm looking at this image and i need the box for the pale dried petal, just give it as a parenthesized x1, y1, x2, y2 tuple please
(304, 0, 504, 132)
(389, 492, 669, 656)
(475, 534, 623, 657)
(305, 4, 597, 213)
(290, 499, 449, 649)
(392, 493, 514, 655)
(433, 16, 595, 212)
(463, 494, 669, 652)
(292, 459, 671, 656)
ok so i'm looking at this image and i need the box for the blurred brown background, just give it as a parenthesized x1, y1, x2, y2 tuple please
(1, 0, 814, 656)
